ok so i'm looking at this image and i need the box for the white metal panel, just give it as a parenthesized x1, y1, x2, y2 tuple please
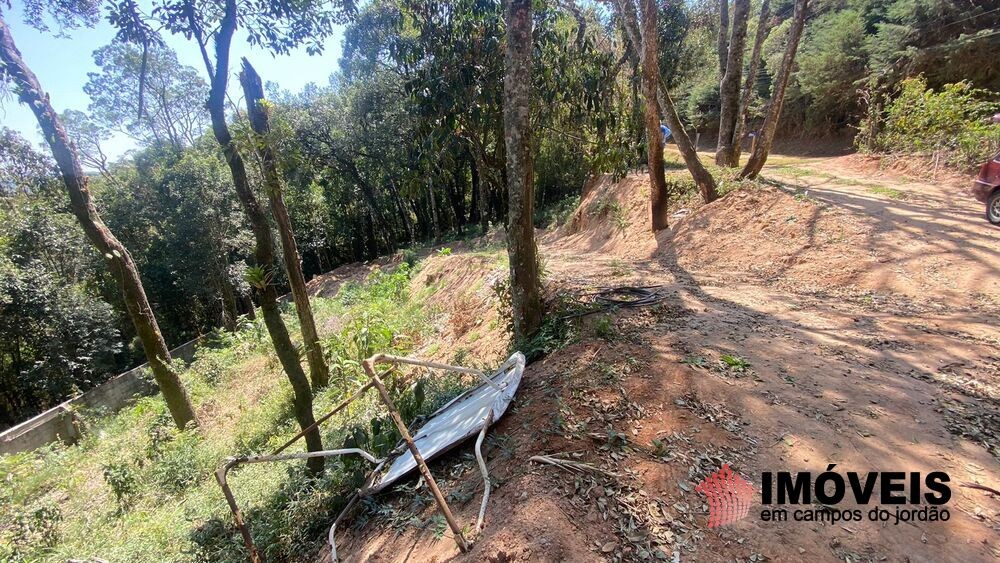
(371, 352, 525, 491)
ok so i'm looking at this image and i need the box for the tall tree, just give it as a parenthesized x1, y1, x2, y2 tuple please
(715, 0, 750, 166)
(59, 110, 117, 182)
(732, 0, 770, 165)
(0, 16, 199, 430)
(717, 0, 729, 78)
(0, 128, 127, 427)
(182, 0, 324, 472)
(503, 0, 543, 342)
(739, 0, 809, 179)
(0, 127, 55, 196)
(616, 0, 719, 204)
(639, 0, 670, 230)
(240, 58, 330, 389)
(84, 42, 209, 150)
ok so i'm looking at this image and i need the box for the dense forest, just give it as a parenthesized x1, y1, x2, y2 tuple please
(1, 0, 997, 429)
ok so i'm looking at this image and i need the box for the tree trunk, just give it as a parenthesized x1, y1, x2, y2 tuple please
(739, 0, 808, 180)
(218, 264, 239, 331)
(331, 153, 396, 250)
(732, 0, 771, 164)
(0, 16, 199, 430)
(639, 0, 670, 231)
(717, 0, 730, 78)
(240, 59, 330, 390)
(428, 178, 441, 243)
(201, 0, 323, 473)
(617, 0, 719, 204)
(715, 0, 750, 166)
(503, 0, 544, 343)
(389, 178, 415, 242)
(473, 150, 491, 233)
(240, 291, 256, 321)
(468, 150, 481, 225)
(445, 178, 466, 234)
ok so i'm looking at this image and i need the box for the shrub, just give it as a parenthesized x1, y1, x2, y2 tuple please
(535, 194, 580, 229)
(399, 248, 418, 267)
(589, 196, 629, 232)
(338, 263, 411, 306)
(0, 499, 62, 562)
(102, 461, 140, 513)
(325, 263, 423, 389)
(150, 428, 212, 494)
(594, 315, 617, 341)
(865, 77, 1000, 168)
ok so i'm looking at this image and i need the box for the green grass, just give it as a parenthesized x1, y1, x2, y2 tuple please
(0, 259, 472, 562)
(867, 185, 908, 199)
(769, 164, 816, 178)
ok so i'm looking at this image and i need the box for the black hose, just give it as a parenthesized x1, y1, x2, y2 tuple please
(560, 285, 667, 319)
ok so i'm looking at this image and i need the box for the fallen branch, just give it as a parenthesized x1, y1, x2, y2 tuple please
(961, 482, 1000, 496)
(528, 454, 619, 477)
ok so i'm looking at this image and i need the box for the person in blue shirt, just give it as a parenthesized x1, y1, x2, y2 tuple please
(660, 123, 672, 145)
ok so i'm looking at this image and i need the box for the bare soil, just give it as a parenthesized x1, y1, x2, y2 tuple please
(322, 153, 999, 562)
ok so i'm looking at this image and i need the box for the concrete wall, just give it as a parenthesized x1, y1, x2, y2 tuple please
(0, 336, 204, 456)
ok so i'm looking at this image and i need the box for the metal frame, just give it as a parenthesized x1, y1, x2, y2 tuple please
(215, 353, 518, 562)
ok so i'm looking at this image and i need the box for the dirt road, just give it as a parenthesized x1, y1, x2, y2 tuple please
(332, 154, 999, 562)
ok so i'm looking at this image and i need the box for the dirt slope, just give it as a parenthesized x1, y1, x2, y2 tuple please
(323, 154, 999, 562)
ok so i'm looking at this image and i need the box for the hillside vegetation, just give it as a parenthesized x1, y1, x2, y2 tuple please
(3, 153, 998, 561)
(0, 250, 508, 561)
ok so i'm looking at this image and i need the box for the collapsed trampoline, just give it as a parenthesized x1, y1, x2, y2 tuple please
(216, 351, 526, 562)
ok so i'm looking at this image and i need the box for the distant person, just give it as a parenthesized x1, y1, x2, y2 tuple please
(660, 123, 671, 145)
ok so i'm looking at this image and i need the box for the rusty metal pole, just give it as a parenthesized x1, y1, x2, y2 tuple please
(216, 460, 264, 563)
(362, 356, 470, 553)
(272, 381, 375, 455)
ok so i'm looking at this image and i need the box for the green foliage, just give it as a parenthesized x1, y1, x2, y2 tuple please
(0, 128, 128, 425)
(150, 428, 212, 494)
(0, 256, 123, 426)
(522, 295, 578, 361)
(719, 354, 751, 372)
(795, 10, 868, 129)
(429, 514, 447, 540)
(0, 267, 449, 562)
(681, 355, 708, 367)
(491, 275, 515, 342)
(589, 196, 629, 233)
(83, 42, 209, 149)
(869, 185, 907, 199)
(337, 263, 412, 306)
(867, 0, 1000, 92)
(0, 127, 57, 196)
(535, 194, 581, 229)
(594, 315, 617, 341)
(773, 0, 998, 135)
(102, 461, 139, 513)
(681, 76, 721, 133)
(865, 77, 1000, 168)
(0, 499, 62, 562)
(96, 143, 254, 344)
(326, 264, 421, 389)
(399, 248, 418, 268)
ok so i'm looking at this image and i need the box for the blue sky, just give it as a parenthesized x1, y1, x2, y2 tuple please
(1, 2, 344, 159)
